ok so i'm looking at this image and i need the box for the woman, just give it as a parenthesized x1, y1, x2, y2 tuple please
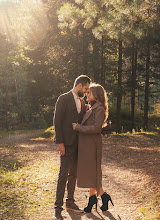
(72, 83, 114, 213)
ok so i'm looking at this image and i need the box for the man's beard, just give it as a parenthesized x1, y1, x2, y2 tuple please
(78, 90, 84, 97)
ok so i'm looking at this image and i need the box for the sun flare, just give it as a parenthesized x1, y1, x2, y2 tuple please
(0, 0, 48, 45)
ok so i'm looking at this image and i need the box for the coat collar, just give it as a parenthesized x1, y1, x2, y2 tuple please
(91, 102, 100, 110)
(81, 102, 102, 124)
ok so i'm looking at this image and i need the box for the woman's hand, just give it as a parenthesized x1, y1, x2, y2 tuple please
(72, 123, 78, 130)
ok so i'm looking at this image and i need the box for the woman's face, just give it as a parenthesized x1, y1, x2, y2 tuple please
(87, 89, 95, 102)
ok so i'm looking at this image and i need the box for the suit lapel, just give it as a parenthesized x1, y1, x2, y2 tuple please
(80, 98, 85, 114)
(69, 90, 78, 113)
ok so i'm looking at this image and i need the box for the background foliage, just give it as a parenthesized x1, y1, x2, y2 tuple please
(0, 0, 159, 132)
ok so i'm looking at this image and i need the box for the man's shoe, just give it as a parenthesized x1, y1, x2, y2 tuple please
(66, 202, 82, 212)
(52, 208, 62, 220)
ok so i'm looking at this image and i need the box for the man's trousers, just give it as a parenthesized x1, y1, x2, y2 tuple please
(55, 139, 78, 210)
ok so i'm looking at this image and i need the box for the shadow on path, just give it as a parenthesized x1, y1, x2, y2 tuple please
(102, 135, 160, 189)
(66, 209, 120, 220)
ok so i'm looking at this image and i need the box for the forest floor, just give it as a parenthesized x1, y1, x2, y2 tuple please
(0, 130, 160, 220)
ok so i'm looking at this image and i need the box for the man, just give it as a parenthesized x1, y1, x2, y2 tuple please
(53, 75, 91, 219)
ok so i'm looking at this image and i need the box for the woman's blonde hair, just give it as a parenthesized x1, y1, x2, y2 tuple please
(90, 83, 108, 127)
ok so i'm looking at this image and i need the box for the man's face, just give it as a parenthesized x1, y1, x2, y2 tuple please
(78, 82, 90, 97)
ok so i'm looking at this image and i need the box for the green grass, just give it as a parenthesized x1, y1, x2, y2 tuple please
(112, 130, 160, 141)
(0, 129, 44, 140)
(0, 128, 55, 142)
(137, 194, 160, 220)
(0, 158, 59, 219)
(0, 133, 59, 219)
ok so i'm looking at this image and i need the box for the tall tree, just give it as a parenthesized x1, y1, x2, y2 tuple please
(144, 42, 150, 130)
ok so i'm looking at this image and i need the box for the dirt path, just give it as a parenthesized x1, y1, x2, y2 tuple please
(0, 132, 160, 220)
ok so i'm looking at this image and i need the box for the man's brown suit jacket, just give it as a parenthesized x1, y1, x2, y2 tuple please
(53, 90, 86, 146)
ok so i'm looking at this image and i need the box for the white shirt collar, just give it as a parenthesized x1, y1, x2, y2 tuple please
(72, 89, 79, 99)
(72, 89, 81, 113)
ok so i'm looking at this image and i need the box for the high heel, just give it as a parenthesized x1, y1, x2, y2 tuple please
(100, 192, 114, 211)
(84, 194, 98, 213)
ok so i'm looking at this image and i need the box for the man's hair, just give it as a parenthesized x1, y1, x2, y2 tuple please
(74, 75, 91, 87)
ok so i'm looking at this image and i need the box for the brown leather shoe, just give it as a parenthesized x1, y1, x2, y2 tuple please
(66, 202, 82, 212)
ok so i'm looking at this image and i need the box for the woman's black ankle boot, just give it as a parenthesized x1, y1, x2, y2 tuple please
(100, 192, 114, 211)
(84, 194, 98, 213)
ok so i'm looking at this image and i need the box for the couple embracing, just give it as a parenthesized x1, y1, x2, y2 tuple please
(53, 75, 114, 219)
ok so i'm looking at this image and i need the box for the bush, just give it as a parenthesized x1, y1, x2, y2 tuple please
(42, 126, 55, 138)
(148, 115, 160, 131)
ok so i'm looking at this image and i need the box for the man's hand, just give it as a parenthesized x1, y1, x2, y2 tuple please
(72, 123, 77, 130)
(58, 143, 65, 156)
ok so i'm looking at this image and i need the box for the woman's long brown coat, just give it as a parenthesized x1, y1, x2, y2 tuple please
(75, 103, 105, 191)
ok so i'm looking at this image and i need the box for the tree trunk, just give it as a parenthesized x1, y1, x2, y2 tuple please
(131, 41, 137, 131)
(92, 37, 100, 83)
(5, 83, 9, 130)
(82, 28, 88, 74)
(74, 29, 79, 77)
(144, 43, 150, 130)
(116, 38, 122, 133)
(101, 35, 105, 85)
